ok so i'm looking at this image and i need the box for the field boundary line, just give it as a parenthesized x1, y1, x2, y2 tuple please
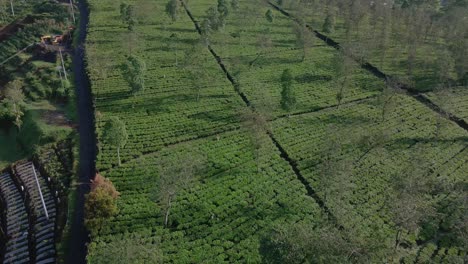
(268, 1, 468, 134)
(100, 125, 242, 174)
(180, 0, 341, 227)
(272, 94, 378, 121)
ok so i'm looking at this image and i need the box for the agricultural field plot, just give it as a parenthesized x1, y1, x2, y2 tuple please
(425, 87, 468, 123)
(88, 129, 325, 263)
(274, 1, 466, 92)
(84, 0, 467, 262)
(271, 94, 468, 257)
(186, 0, 384, 117)
(87, 0, 247, 170)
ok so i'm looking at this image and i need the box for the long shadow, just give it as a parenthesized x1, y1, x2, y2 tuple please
(268, 1, 468, 133)
(390, 136, 468, 146)
(294, 72, 332, 83)
(179, 0, 342, 229)
(153, 26, 195, 34)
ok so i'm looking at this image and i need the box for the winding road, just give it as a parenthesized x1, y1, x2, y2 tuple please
(68, 0, 95, 263)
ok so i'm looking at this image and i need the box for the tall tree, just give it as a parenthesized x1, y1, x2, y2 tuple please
(250, 28, 273, 67)
(153, 151, 205, 227)
(260, 222, 352, 264)
(103, 117, 128, 166)
(165, 0, 179, 22)
(203, 6, 222, 33)
(120, 3, 136, 31)
(292, 20, 313, 62)
(4, 79, 25, 130)
(181, 43, 209, 101)
(123, 55, 146, 95)
(217, 0, 229, 20)
(265, 9, 274, 23)
(9, 0, 13, 16)
(388, 153, 435, 259)
(332, 50, 355, 106)
(231, 0, 239, 11)
(280, 69, 296, 114)
(379, 78, 403, 122)
(84, 173, 120, 235)
(169, 33, 179, 66)
(318, 136, 355, 211)
(240, 109, 269, 171)
(322, 12, 335, 33)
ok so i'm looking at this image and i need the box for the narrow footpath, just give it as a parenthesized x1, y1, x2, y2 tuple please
(68, 0, 95, 263)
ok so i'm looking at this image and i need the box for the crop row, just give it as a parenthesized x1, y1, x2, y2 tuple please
(185, 0, 385, 116)
(86, 1, 248, 169)
(277, 1, 463, 92)
(89, 129, 325, 262)
(271, 94, 468, 250)
(425, 87, 468, 124)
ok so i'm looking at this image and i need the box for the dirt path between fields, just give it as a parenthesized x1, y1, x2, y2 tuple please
(67, 0, 96, 263)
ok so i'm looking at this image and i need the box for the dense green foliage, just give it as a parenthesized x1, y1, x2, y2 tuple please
(280, 0, 468, 91)
(0, 0, 76, 165)
(103, 116, 128, 166)
(280, 69, 296, 112)
(123, 55, 146, 95)
(85, 0, 467, 262)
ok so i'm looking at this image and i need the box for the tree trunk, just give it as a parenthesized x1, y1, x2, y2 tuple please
(381, 94, 394, 122)
(69, 0, 75, 23)
(302, 46, 306, 62)
(10, 0, 14, 16)
(13, 102, 20, 130)
(393, 229, 402, 259)
(174, 45, 178, 66)
(117, 146, 121, 166)
(164, 197, 172, 227)
(59, 48, 68, 81)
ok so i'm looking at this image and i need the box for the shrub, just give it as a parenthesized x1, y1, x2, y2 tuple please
(85, 174, 120, 235)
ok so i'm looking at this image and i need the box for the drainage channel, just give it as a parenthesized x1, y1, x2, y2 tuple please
(268, 1, 468, 133)
(179, 0, 340, 226)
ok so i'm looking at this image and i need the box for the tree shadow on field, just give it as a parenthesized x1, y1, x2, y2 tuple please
(154, 26, 195, 34)
(300, 112, 376, 127)
(272, 39, 296, 47)
(100, 94, 183, 115)
(96, 89, 132, 102)
(159, 36, 199, 46)
(145, 46, 176, 53)
(188, 110, 240, 124)
(254, 56, 300, 68)
(294, 73, 332, 83)
(87, 38, 119, 46)
(174, 170, 308, 242)
(389, 136, 468, 149)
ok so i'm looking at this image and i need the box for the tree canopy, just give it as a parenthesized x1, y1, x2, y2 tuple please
(103, 116, 128, 166)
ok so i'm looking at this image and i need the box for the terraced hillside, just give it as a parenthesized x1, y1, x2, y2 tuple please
(426, 87, 468, 124)
(14, 161, 56, 264)
(85, 0, 467, 262)
(0, 170, 31, 264)
(0, 141, 74, 264)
